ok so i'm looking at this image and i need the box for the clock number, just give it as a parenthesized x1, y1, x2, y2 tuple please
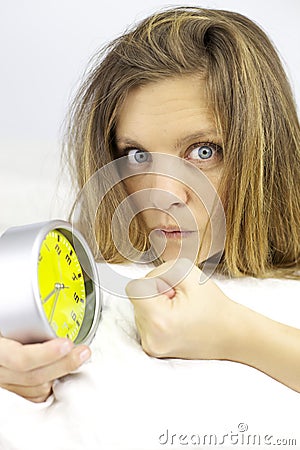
(74, 292, 84, 304)
(72, 272, 82, 281)
(70, 310, 81, 327)
(55, 244, 61, 256)
(65, 254, 72, 265)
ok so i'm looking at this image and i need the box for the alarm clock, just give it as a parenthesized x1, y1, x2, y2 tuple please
(0, 220, 101, 344)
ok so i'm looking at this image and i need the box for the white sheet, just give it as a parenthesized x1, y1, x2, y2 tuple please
(0, 262, 300, 450)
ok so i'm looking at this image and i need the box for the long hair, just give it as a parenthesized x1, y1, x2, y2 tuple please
(64, 6, 300, 278)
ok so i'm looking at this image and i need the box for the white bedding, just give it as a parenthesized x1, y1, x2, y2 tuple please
(0, 262, 300, 450)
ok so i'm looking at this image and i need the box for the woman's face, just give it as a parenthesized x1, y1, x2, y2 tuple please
(115, 76, 224, 263)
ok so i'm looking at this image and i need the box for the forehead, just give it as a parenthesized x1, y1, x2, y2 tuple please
(116, 76, 217, 145)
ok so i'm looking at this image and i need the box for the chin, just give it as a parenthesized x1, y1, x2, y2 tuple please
(158, 243, 214, 266)
(158, 247, 197, 264)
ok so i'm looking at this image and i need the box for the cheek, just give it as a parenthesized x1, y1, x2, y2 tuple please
(192, 167, 223, 205)
(123, 175, 146, 194)
(122, 176, 152, 216)
(189, 171, 223, 224)
(209, 166, 223, 191)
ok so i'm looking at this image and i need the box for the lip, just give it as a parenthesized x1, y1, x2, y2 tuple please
(152, 227, 197, 239)
(154, 225, 193, 232)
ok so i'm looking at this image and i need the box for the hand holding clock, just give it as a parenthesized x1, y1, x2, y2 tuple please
(0, 221, 101, 402)
(0, 335, 91, 402)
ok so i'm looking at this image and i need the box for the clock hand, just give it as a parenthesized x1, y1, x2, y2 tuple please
(48, 283, 69, 323)
(41, 282, 69, 304)
(41, 286, 57, 304)
(48, 288, 60, 324)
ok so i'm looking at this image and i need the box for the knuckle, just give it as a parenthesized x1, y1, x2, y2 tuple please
(66, 352, 82, 372)
(29, 393, 50, 403)
(139, 315, 175, 358)
(24, 370, 46, 386)
(8, 351, 37, 372)
(142, 335, 168, 358)
(4, 352, 26, 371)
(36, 382, 52, 396)
(141, 330, 170, 358)
(35, 382, 53, 399)
(6, 358, 22, 372)
(26, 382, 53, 403)
(150, 315, 171, 336)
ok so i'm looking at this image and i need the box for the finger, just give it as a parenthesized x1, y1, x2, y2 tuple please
(1, 381, 53, 402)
(126, 260, 184, 299)
(0, 337, 74, 371)
(0, 344, 91, 386)
(126, 277, 158, 300)
(126, 276, 174, 301)
(126, 258, 196, 301)
(27, 394, 52, 403)
(146, 258, 197, 288)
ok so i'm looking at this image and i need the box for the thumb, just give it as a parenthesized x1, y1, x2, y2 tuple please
(145, 258, 196, 290)
(126, 276, 175, 301)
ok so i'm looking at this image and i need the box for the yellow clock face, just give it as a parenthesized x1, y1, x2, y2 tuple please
(37, 230, 86, 341)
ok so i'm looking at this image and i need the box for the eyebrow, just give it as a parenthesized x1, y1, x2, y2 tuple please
(115, 129, 220, 150)
(173, 129, 219, 148)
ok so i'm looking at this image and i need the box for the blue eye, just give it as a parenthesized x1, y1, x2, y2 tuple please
(128, 149, 151, 164)
(190, 145, 213, 160)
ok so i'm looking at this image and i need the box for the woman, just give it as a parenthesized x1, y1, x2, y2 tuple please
(0, 6, 299, 402)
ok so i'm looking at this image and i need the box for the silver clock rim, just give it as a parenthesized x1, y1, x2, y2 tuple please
(0, 220, 101, 345)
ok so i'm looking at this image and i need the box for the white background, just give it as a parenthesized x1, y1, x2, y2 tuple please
(0, 0, 299, 234)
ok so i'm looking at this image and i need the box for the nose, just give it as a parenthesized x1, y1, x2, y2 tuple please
(148, 174, 188, 210)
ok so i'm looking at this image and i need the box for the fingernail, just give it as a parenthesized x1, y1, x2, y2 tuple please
(79, 348, 91, 363)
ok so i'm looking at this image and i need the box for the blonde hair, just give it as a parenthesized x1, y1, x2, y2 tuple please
(64, 6, 300, 278)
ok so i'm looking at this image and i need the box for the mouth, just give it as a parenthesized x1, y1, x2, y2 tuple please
(152, 227, 197, 240)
